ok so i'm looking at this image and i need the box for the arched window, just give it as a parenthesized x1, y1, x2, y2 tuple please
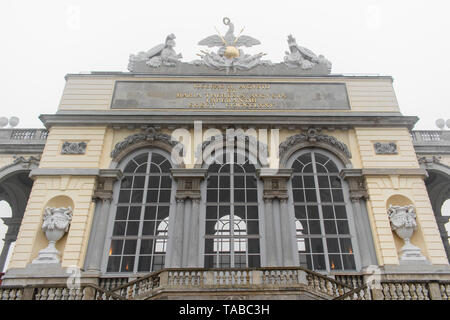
(290, 149, 356, 272)
(106, 150, 172, 273)
(204, 151, 260, 268)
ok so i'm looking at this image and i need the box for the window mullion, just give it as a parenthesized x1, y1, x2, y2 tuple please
(311, 151, 330, 272)
(230, 158, 235, 267)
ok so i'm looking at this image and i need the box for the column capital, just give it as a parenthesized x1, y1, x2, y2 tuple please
(339, 169, 369, 201)
(171, 168, 207, 200)
(93, 169, 123, 201)
(257, 168, 292, 201)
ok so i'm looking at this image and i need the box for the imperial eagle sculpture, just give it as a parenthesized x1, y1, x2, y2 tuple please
(194, 17, 271, 73)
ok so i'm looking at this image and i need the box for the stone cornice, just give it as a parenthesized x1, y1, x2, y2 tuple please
(361, 168, 428, 177)
(39, 112, 419, 130)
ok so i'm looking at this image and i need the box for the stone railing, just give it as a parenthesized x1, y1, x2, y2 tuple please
(411, 130, 450, 144)
(100, 267, 356, 300)
(0, 128, 48, 141)
(0, 283, 125, 300)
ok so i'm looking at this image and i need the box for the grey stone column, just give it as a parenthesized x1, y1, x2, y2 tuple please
(340, 169, 378, 269)
(0, 218, 21, 272)
(263, 199, 277, 266)
(169, 168, 207, 268)
(257, 168, 294, 267)
(83, 169, 122, 275)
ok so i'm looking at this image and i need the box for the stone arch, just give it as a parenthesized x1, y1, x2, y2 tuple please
(419, 160, 450, 262)
(109, 130, 185, 168)
(0, 157, 39, 271)
(195, 132, 268, 169)
(279, 129, 352, 169)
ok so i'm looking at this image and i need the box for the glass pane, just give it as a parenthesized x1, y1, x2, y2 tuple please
(246, 176, 257, 188)
(205, 221, 216, 235)
(335, 206, 347, 219)
(234, 206, 245, 219)
(324, 220, 337, 234)
(325, 161, 338, 173)
(205, 239, 214, 254)
(312, 254, 326, 270)
(142, 221, 155, 236)
(121, 256, 135, 272)
(298, 153, 311, 164)
(204, 255, 214, 268)
(329, 254, 342, 270)
(147, 176, 160, 188)
(130, 190, 143, 203)
(294, 206, 306, 219)
(319, 189, 332, 202)
(129, 206, 141, 220)
(207, 189, 218, 202)
(208, 163, 220, 173)
(310, 238, 324, 253)
(110, 240, 123, 255)
(322, 206, 334, 219)
(314, 153, 329, 165)
(292, 161, 304, 172)
(136, 164, 147, 173)
(247, 206, 258, 220)
(339, 238, 354, 254)
(219, 176, 230, 188)
(118, 190, 130, 203)
(144, 206, 157, 220)
(234, 189, 245, 202)
(137, 256, 151, 272)
(219, 206, 230, 218)
(315, 164, 327, 173)
(309, 220, 321, 234)
(107, 256, 121, 272)
(317, 176, 329, 188)
(124, 161, 137, 173)
(135, 153, 148, 164)
(307, 206, 319, 219)
(140, 239, 154, 255)
(123, 240, 137, 255)
(157, 206, 169, 219)
(159, 190, 171, 203)
(120, 176, 132, 188)
(293, 190, 305, 202)
(303, 176, 315, 188)
(305, 190, 317, 202)
(220, 190, 230, 202)
(342, 255, 356, 270)
(247, 221, 259, 235)
(126, 221, 139, 236)
(337, 221, 350, 235)
(116, 207, 128, 220)
(248, 255, 260, 268)
(206, 206, 217, 220)
(234, 176, 244, 188)
(246, 190, 257, 202)
(151, 153, 165, 165)
(133, 176, 145, 188)
(160, 160, 172, 173)
(146, 190, 158, 203)
(112, 222, 126, 236)
(248, 239, 260, 254)
(326, 238, 340, 253)
(330, 177, 342, 188)
(332, 189, 344, 202)
(303, 163, 313, 173)
(292, 176, 303, 188)
(207, 176, 218, 188)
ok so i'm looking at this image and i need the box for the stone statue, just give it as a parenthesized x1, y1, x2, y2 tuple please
(128, 33, 182, 71)
(195, 17, 272, 73)
(387, 205, 428, 263)
(284, 34, 331, 72)
(32, 207, 73, 264)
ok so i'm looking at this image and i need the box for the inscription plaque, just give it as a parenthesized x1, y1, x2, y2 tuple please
(111, 81, 350, 110)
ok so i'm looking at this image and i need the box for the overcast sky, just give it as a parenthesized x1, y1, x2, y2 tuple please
(0, 0, 449, 129)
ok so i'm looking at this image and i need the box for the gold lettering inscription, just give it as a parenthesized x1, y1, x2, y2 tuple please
(176, 83, 284, 109)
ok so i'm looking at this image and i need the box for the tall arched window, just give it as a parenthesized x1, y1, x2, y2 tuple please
(204, 151, 261, 268)
(290, 149, 356, 272)
(106, 150, 172, 273)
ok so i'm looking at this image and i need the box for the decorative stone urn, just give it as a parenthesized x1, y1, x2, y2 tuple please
(387, 205, 427, 263)
(32, 207, 73, 264)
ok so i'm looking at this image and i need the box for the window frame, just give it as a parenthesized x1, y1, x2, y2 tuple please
(101, 148, 177, 276)
(286, 148, 361, 273)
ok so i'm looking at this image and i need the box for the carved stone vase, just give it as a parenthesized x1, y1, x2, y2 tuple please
(387, 205, 427, 263)
(32, 207, 73, 264)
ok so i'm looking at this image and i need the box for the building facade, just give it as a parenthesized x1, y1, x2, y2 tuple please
(0, 19, 449, 300)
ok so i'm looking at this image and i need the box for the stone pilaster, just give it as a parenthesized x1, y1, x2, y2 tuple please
(168, 168, 207, 268)
(83, 169, 122, 276)
(340, 169, 378, 269)
(257, 168, 296, 267)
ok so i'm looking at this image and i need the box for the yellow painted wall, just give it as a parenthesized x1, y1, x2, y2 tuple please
(9, 176, 96, 269)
